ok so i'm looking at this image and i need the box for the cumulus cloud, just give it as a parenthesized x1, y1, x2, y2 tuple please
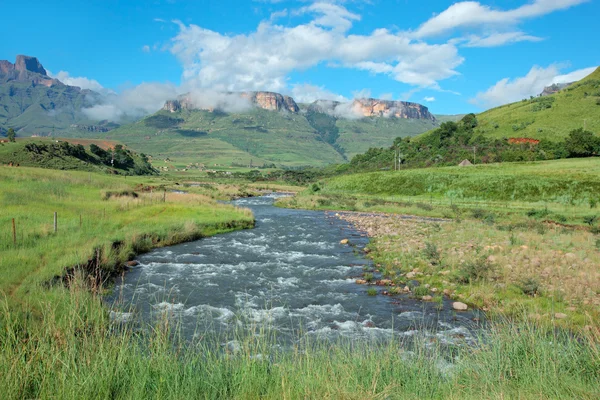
(82, 82, 180, 121)
(48, 70, 106, 92)
(291, 83, 349, 103)
(142, 45, 151, 52)
(168, 3, 465, 93)
(424, 96, 435, 102)
(470, 65, 560, 108)
(552, 66, 597, 84)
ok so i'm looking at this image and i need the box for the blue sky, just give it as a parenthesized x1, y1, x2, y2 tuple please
(1, 0, 599, 118)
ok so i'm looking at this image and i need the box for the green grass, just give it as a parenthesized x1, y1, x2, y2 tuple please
(1, 299, 598, 399)
(0, 138, 153, 174)
(316, 158, 600, 215)
(0, 166, 253, 312)
(430, 67, 600, 142)
(79, 107, 442, 170)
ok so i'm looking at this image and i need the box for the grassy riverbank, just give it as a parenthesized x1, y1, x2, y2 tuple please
(1, 298, 598, 399)
(277, 158, 600, 328)
(0, 166, 254, 314)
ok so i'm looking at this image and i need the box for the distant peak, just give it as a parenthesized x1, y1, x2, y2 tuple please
(15, 55, 47, 76)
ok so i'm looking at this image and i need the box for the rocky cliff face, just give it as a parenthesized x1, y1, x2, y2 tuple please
(0, 55, 59, 87)
(163, 91, 299, 113)
(240, 91, 299, 113)
(350, 98, 436, 121)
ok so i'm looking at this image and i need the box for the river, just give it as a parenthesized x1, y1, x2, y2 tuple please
(107, 194, 484, 347)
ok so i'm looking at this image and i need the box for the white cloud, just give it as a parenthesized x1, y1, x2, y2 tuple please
(424, 96, 435, 102)
(552, 66, 597, 84)
(48, 70, 106, 92)
(291, 83, 349, 103)
(415, 0, 588, 38)
(471, 65, 560, 108)
(464, 31, 543, 47)
(379, 92, 393, 100)
(82, 82, 180, 121)
(142, 45, 151, 53)
(168, 4, 465, 93)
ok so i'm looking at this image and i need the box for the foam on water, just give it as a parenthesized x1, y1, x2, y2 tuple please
(107, 195, 485, 346)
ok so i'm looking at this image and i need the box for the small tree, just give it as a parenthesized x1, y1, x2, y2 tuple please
(7, 128, 16, 142)
(564, 128, 599, 158)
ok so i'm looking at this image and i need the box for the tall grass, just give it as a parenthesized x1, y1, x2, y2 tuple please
(1, 293, 598, 399)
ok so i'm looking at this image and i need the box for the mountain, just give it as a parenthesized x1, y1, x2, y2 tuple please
(103, 92, 440, 168)
(0, 55, 118, 137)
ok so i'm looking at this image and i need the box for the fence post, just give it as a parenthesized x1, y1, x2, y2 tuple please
(12, 218, 16, 245)
(163, 190, 166, 203)
(54, 212, 57, 233)
(80, 214, 82, 229)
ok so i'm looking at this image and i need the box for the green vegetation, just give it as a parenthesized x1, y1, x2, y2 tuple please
(452, 67, 600, 141)
(277, 156, 600, 327)
(350, 112, 599, 171)
(0, 166, 253, 311)
(1, 301, 598, 399)
(81, 106, 441, 170)
(0, 138, 156, 175)
(7, 127, 15, 142)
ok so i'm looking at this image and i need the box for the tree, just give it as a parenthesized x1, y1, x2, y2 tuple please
(460, 113, 478, 129)
(7, 128, 16, 142)
(564, 128, 599, 158)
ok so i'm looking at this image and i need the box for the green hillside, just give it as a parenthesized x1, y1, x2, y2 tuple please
(0, 138, 156, 175)
(473, 67, 600, 140)
(95, 107, 440, 169)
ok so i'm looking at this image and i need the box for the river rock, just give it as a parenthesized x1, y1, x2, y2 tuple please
(405, 271, 416, 279)
(340, 239, 349, 245)
(126, 260, 139, 267)
(452, 302, 468, 311)
(422, 295, 433, 301)
(355, 279, 367, 285)
(554, 312, 568, 319)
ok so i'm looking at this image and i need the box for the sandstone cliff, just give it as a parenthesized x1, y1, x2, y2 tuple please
(163, 91, 299, 113)
(350, 98, 436, 121)
(0, 55, 59, 87)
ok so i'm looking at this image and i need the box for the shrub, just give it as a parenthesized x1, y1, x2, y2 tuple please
(422, 242, 441, 265)
(583, 215, 598, 226)
(553, 214, 568, 223)
(526, 208, 550, 219)
(519, 278, 541, 297)
(413, 286, 430, 297)
(457, 256, 495, 283)
(366, 287, 378, 296)
(471, 208, 486, 219)
(415, 202, 434, 211)
(363, 272, 374, 282)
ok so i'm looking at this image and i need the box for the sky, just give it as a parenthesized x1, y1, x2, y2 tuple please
(1, 0, 599, 119)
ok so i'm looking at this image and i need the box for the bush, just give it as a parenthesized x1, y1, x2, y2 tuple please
(519, 278, 541, 297)
(457, 256, 495, 283)
(363, 272, 374, 282)
(413, 286, 430, 297)
(422, 242, 441, 265)
(366, 287, 378, 296)
(583, 215, 598, 226)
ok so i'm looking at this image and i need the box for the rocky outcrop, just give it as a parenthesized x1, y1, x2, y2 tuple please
(540, 82, 573, 97)
(163, 91, 299, 113)
(351, 98, 436, 121)
(241, 91, 299, 113)
(0, 55, 59, 87)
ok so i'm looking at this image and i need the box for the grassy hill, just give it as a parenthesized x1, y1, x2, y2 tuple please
(472, 67, 600, 140)
(0, 138, 156, 175)
(90, 107, 441, 169)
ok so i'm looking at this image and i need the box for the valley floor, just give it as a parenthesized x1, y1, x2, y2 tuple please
(1, 163, 599, 399)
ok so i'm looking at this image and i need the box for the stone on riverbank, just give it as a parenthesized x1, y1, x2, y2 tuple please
(453, 302, 468, 311)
